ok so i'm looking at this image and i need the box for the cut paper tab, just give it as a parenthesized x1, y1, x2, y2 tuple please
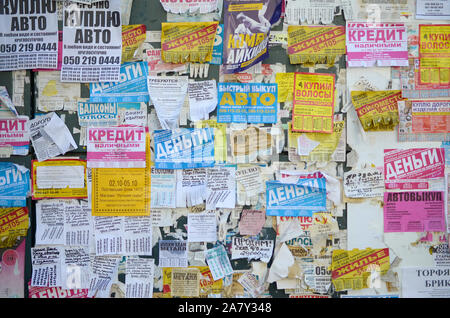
(161, 22, 219, 63)
(287, 25, 346, 66)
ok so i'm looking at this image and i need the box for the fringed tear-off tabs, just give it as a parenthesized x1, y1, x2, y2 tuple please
(161, 22, 219, 64)
(287, 25, 346, 67)
(351, 90, 404, 132)
(284, 0, 338, 25)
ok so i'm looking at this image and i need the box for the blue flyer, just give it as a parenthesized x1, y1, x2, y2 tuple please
(210, 24, 223, 65)
(89, 61, 150, 103)
(217, 82, 278, 124)
(0, 162, 29, 207)
(266, 178, 326, 216)
(154, 128, 215, 169)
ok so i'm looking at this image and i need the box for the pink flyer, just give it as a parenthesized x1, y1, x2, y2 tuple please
(384, 148, 445, 190)
(87, 126, 146, 168)
(346, 22, 408, 67)
(28, 282, 89, 298)
(383, 191, 445, 233)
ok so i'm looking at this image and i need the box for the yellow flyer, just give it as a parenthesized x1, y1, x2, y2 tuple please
(32, 159, 87, 199)
(287, 26, 346, 65)
(122, 25, 146, 63)
(275, 73, 294, 103)
(419, 25, 450, 86)
(0, 207, 28, 249)
(292, 72, 335, 133)
(288, 114, 345, 162)
(331, 248, 390, 291)
(161, 22, 219, 63)
(195, 120, 227, 163)
(92, 134, 151, 216)
(163, 266, 223, 298)
(351, 90, 403, 131)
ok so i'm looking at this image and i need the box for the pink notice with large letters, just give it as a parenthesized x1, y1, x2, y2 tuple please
(346, 22, 408, 67)
(383, 191, 446, 233)
(87, 126, 146, 168)
(384, 148, 445, 190)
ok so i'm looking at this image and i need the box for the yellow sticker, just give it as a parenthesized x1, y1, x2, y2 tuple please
(92, 134, 151, 216)
(0, 207, 28, 249)
(122, 25, 146, 63)
(287, 26, 346, 65)
(275, 73, 294, 103)
(331, 248, 390, 291)
(351, 90, 402, 131)
(161, 22, 219, 63)
(163, 266, 223, 298)
(292, 72, 335, 133)
(32, 159, 87, 199)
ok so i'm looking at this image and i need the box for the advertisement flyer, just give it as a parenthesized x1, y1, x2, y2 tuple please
(61, 0, 122, 82)
(394, 58, 450, 99)
(384, 148, 445, 190)
(402, 267, 450, 298)
(419, 25, 450, 88)
(287, 25, 346, 65)
(87, 126, 146, 168)
(92, 168, 150, 216)
(28, 112, 77, 162)
(344, 168, 384, 199)
(398, 100, 450, 142)
(31, 159, 87, 200)
(0, 0, 58, 71)
(346, 22, 408, 67)
(210, 24, 224, 65)
(292, 72, 335, 133)
(89, 61, 150, 103)
(222, 0, 282, 74)
(121, 24, 146, 63)
(217, 82, 278, 124)
(383, 191, 445, 233)
(91, 134, 150, 216)
(77, 102, 119, 127)
(331, 248, 390, 292)
(28, 284, 89, 298)
(416, 0, 450, 20)
(0, 116, 29, 156)
(411, 100, 450, 134)
(265, 178, 327, 217)
(158, 240, 188, 268)
(351, 90, 403, 131)
(147, 76, 188, 130)
(231, 237, 273, 263)
(161, 21, 218, 63)
(153, 128, 215, 169)
(0, 162, 29, 207)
